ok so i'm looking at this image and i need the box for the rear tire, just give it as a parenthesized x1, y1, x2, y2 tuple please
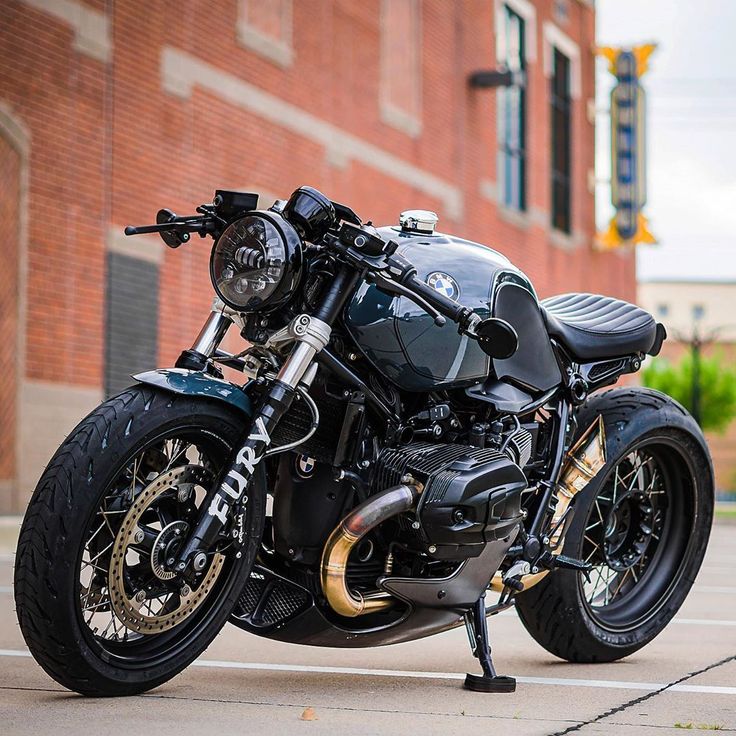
(14, 385, 265, 696)
(515, 387, 713, 662)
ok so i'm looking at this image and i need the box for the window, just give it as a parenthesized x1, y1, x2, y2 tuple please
(550, 47, 571, 233)
(692, 304, 705, 321)
(237, 0, 293, 67)
(497, 5, 526, 211)
(656, 303, 669, 318)
(380, 0, 422, 137)
(105, 253, 159, 397)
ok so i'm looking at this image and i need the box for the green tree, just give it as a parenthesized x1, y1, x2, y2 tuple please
(642, 352, 736, 433)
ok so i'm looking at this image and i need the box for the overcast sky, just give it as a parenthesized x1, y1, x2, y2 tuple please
(596, 0, 736, 282)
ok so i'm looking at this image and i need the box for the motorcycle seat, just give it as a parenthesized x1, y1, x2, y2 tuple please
(540, 293, 665, 362)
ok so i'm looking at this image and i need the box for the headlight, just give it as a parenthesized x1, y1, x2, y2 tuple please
(210, 213, 302, 312)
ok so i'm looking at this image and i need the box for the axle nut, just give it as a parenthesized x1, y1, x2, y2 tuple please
(192, 552, 208, 572)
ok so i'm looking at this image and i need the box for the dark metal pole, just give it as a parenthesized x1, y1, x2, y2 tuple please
(691, 329, 702, 427)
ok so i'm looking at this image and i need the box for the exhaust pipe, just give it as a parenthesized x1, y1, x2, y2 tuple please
(490, 415, 607, 593)
(320, 479, 422, 617)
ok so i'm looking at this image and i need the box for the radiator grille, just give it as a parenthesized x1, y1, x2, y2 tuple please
(271, 392, 345, 463)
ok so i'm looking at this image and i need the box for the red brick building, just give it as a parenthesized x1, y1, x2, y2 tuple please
(0, 0, 635, 512)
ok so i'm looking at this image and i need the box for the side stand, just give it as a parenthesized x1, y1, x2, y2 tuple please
(463, 593, 516, 693)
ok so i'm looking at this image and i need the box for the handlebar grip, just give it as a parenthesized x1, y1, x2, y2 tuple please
(405, 274, 467, 323)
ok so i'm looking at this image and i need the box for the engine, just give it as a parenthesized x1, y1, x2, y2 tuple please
(373, 438, 528, 561)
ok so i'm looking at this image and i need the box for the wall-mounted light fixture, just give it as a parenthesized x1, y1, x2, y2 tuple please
(468, 67, 525, 88)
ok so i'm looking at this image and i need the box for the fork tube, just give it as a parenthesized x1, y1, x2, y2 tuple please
(174, 266, 360, 573)
(191, 311, 232, 356)
(176, 310, 233, 371)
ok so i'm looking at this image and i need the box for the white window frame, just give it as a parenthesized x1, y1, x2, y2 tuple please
(495, 0, 537, 64)
(543, 21, 581, 99)
(237, 0, 294, 68)
(495, 0, 535, 212)
(379, 0, 423, 138)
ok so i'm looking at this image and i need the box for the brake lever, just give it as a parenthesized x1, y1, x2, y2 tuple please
(370, 273, 446, 327)
(124, 209, 216, 248)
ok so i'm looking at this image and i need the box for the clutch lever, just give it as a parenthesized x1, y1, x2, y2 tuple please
(370, 273, 446, 327)
(124, 209, 215, 248)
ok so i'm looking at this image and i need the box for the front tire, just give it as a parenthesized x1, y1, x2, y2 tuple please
(515, 387, 714, 662)
(14, 385, 265, 696)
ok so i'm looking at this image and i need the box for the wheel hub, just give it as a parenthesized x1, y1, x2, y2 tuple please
(603, 489, 655, 572)
(151, 521, 189, 580)
(108, 465, 225, 634)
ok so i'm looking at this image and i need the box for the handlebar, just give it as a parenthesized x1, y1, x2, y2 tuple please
(382, 252, 477, 331)
(125, 192, 513, 356)
(124, 208, 219, 248)
(330, 227, 512, 355)
(402, 272, 469, 325)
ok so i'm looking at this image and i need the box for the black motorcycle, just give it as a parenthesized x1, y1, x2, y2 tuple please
(15, 187, 713, 696)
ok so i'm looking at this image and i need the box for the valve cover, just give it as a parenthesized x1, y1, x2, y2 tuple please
(373, 442, 527, 560)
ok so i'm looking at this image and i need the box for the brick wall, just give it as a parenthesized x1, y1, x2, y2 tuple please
(0, 0, 636, 511)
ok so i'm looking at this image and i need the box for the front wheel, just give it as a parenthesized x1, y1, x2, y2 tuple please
(515, 387, 714, 662)
(14, 385, 265, 696)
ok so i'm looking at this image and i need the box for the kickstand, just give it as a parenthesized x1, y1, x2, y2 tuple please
(463, 592, 516, 693)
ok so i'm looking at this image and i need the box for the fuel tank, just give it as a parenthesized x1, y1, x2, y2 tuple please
(345, 225, 561, 393)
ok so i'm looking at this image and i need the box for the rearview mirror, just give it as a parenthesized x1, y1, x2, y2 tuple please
(474, 318, 518, 359)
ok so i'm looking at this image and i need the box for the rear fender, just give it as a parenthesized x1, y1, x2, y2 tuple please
(134, 368, 253, 417)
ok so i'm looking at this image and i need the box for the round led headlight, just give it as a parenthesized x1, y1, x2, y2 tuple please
(210, 213, 302, 312)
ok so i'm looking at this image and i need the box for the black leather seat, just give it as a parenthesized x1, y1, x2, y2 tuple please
(541, 293, 663, 362)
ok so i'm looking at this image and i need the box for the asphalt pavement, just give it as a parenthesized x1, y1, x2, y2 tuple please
(0, 517, 734, 735)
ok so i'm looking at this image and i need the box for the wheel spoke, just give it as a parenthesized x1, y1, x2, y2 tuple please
(77, 431, 227, 649)
(165, 439, 190, 471)
(611, 569, 631, 601)
(86, 540, 113, 566)
(582, 446, 671, 615)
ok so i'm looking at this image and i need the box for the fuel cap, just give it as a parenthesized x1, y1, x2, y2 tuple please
(399, 210, 439, 234)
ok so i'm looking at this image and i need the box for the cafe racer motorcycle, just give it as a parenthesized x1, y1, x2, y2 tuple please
(15, 187, 713, 696)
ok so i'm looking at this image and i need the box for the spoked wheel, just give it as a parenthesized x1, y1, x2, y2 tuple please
(80, 437, 227, 645)
(581, 442, 688, 631)
(15, 386, 265, 695)
(516, 388, 713, 662)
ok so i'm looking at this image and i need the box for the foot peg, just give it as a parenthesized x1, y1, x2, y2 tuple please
(551, 553, 592, 573)
(463, 593, 516, 693)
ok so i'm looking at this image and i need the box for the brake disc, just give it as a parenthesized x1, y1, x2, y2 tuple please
(108, 465, 225, 634)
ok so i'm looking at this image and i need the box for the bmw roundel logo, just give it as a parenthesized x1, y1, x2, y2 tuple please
(426, 272, 460, 300)
(295, 454, 316, 478)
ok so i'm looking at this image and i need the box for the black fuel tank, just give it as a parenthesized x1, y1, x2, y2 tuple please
(345, 227, 561, 393)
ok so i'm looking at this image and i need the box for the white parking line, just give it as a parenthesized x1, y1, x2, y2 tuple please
(693, 586, 736, 594)
(1, 648, 734, 696)
(672, 618, 736, 627)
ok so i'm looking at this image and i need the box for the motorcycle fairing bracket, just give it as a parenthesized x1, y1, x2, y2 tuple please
(134, 368, 254, 418)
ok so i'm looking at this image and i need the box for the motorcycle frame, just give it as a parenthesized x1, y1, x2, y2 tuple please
(134, 260, 602, 647)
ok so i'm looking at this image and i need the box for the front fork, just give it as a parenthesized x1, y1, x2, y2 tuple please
(173, 266, 359, 574)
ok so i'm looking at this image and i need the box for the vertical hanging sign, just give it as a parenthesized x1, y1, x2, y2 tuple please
(597, 44, 657, 249)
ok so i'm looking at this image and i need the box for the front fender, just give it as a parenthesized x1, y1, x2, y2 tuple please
(134, 368, 253, 417)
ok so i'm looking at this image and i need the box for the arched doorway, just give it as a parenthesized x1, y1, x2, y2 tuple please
(0, 104, 29, 513)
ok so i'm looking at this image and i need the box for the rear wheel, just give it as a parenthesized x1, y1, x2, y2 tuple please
(14, 385, 265, 696)
(515, 387, 713, 662)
